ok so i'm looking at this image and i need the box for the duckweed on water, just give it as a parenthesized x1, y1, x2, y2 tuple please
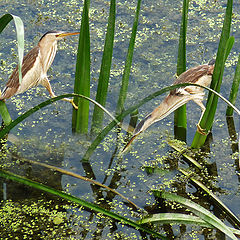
(0, 199, 73, 239)
(0, 199, 142, 239)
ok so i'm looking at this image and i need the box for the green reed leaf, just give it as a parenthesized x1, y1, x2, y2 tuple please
(174, 0, 189, 138)
(72, 0, 90, 133)
(116, 0, 142, 115)
(226, 52, 240, 116)
(179, 168, 240, 228)
(192, 0, 233, 148)
(0, 13, 25, 125)
(153, 191, 238, 240)
(0, 101, 11, 126)
(139, 213, 213, 228)
(91, 0, 116, 134)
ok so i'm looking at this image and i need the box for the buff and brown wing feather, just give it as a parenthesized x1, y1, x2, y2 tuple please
(170, 64, 213, 95)
(0, 46, 40, 100)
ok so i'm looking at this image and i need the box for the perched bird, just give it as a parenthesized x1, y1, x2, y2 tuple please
(123, 60, 215, 151)
(0, 31, 79, 108)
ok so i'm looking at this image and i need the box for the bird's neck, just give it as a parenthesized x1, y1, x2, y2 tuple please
(38, 40, 58, 73)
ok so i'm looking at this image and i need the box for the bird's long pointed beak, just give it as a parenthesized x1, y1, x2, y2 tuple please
(122, 134, 139, 153)
(57, 32, 80, 37)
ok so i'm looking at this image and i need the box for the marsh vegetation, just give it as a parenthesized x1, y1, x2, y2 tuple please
(1, 0, 240, 239)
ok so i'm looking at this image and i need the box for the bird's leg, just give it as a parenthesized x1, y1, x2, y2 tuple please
(41, 77, 57, 98)
(193, 99, 209, 135)
(197, 110, 208, 135)
(62, 98, 78, 110)
(41, 77, 78, 109)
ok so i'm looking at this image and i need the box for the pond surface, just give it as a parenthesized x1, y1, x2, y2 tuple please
(1, 0, 240, 239)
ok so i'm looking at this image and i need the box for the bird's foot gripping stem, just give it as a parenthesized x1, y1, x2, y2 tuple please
(63, 98, 78, 110)
(196, 123, 209, 135)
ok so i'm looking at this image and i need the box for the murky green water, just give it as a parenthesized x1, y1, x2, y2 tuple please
(1, 0, 240, 239)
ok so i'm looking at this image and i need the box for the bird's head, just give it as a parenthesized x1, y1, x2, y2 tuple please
(39, 30, 79, 44)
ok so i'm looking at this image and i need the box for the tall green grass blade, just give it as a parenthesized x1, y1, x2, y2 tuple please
(0, 14, 24, 84)
(91, 0, 116, 134)
(0, 94, 120, 139)
(176, 0, 189, 77)
(174, 0, 189, 138)
(226, 116, 238, 153)
(0, 14, 12, 32)
(224, 36, 234, 62)
(0, 169, 167, 239)
(139, 213, 213, 228)
(192, 0, 233, 148)
(115, 0, 142, 115)
(226, 53, 240, 116)
(0, 101, 12, 126)
(179, 168, 240, 228)
(139, 213, 240, 236)
(202, 85, 240, 114)
(153, 191, 238, 240)
(72, 0, 90, 133)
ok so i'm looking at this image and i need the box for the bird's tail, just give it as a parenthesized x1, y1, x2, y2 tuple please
(0, 86, 18, 100)
(0, 87, 8, 100)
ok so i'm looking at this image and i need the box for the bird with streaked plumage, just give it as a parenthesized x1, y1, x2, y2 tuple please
(123, 60, 215, 152)
(0, 31, 79, 108)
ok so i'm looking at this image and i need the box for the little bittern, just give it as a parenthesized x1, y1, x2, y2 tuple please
(123, 60, 215, 151)
(0, 31, 79, 108)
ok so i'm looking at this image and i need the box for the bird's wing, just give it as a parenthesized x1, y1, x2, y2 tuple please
(171, 64, 210, 95)
(174, 65, 210, 84)
(0, 46, 40, 99)
(6, 46, 40, 88)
